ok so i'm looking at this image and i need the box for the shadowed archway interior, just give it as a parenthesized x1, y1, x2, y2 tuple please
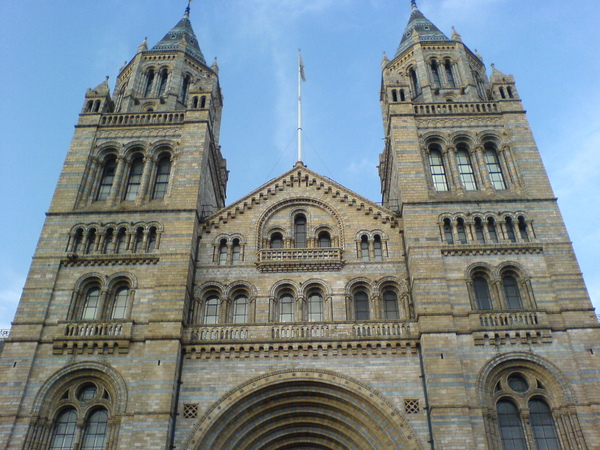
(188, 373, 421, 450)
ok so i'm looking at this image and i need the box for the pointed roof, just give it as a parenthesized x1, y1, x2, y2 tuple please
(150, 5, 206, 64)
(395, 1, 450, 57)
(201, 162, 399, 233)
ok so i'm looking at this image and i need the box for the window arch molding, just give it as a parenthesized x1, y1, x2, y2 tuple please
(345, 278, 374, 321)
(25, 362, 127, 450)
(270, 280, 300, 323)
(256, 198, 345, 250)
(375, 277, 411, 320)
(148, 141, 177, 160)
(477, 353, 586, 450)
(122, 141, 148, 159)
(225, 280, 257, 303)
(300, 279, 330, 322)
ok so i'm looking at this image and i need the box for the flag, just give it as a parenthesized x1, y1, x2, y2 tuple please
(299, 51, 306, 82)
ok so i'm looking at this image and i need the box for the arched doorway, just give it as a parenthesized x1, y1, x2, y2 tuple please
(184, 369, 422, 449)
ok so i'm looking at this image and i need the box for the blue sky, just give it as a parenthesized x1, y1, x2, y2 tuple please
(1, 0, 599, 329)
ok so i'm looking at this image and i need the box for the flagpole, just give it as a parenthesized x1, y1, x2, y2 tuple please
(297, 50, 303, 164)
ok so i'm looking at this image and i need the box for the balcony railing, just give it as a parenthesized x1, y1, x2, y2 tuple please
(61, 321, 132, 338)
(256, 248, 344, 272)
(99, 112, 185, 127)
(414, 102, 499, 115)
(475, 311, 545, 329)
(186, 321, 416, 343)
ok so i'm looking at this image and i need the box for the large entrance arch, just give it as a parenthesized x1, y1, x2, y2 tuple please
(184, 369, 422, 450)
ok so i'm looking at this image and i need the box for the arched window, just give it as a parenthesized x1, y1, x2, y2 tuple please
(409, 67, 419, 95)
(204, 296, 220, 324)
(360, 235, 370, 261)
(507, 87, 514, 98)
(457, 146, 477, 190)
(428, 146, 449, 191)
(497, 399, 527, 449)
(457, 219, 467, 244)
(499, 87, 506, 99)
(218, 239, 228, 265)
(124, 156, 144, 201)
(529, 398, 561, 449)
(486, 369, 565, 450)
(484, 144, 506, 189)
(200, 96, 206, 108)
(45, 380, 114, 450)
(152, 155, 171, 200)
(318, 231, 331, 248)
(81, 408, 109, 450)
(72, 228, 84, 253)
(400, 89, 406, 101)
(307, 293, 324, 322)
(373, 235, 383, 260)
(354, 291, 370, 321)
(49, 408, 77, 449)
(443, 218, 454, 244)
(103, 228, 114, 254)
(85, 229, 97, 254)
(144, 69, 155, 97)
(180, 74, 190, 103)
(115, 228, 127, 254)
(430, 61, 441, 87)
(270, 232, 284, 249)
(232, 239, 241, 263)
(82, 287, 101, 320)
(503, 274, 523, 309)
(473, 275, 492, 310)
(518, 216, 530, 242)
(294, 214, 307, 248)
(110, 287, 128, 319)
(505, 217, 517, 242)
(474, 218, 485, 243)
(444, 60, 456, 87)
(147, 227, 157, 252)
(232, 294, 248, 324)
(279, 293, 294, 322)
(157, 69, 168, 96)
(487, 217, 499, 243)
(133, 228, 144, 253)
(96, 157, 117, 201)
(391, 89, 398, 102)
(383, 291, 399, 320)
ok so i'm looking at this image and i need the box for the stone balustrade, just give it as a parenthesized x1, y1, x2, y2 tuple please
(414, 102, 498, 115)
(257, 248, 344, 272)
(186, 321, 416, 343)
(476, 310, 543, 329)
(99, 112, 185, 126)
(63, 321, 132, 338)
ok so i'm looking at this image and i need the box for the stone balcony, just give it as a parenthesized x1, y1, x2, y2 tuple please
(470, 310, 552, 346)
(52, 320, 133, 355)
(413, 102, 499, 115)
(185, 321, 417, 343)
(256, 248, 345, 272)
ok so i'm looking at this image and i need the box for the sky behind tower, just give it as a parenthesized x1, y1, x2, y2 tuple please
(1, 0, 599, 329)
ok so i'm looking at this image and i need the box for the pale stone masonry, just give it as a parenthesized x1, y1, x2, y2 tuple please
(1, 3, 599, 449)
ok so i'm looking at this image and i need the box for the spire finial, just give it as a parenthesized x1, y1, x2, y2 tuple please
(411, 0, 418, 10)
(184, 1, 191, 19)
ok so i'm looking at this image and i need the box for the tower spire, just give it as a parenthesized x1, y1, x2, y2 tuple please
(411, 0, 418, 10)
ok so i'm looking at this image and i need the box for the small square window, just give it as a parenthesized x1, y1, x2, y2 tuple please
(404, 399, 420, 414)
(183, 403, 199, 419)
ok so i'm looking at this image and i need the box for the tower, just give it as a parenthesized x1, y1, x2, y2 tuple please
(1, 3, 599, 450)
(378, 2, 599, 448)
(1, 7, 227, 448)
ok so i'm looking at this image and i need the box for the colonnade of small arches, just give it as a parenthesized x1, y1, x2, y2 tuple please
(424, 134, 520, 193)
(78, 142, 176, 207)
(190, 277, 412, 326)
(67, 222, 163, 256)
(466, 262, 536, 312)
(213, 234, 245, 264)
(439, 212, 534, 245)
(355, 230, 389, 261)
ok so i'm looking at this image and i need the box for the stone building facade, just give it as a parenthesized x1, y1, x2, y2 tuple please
(1, 3, 599, 449)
